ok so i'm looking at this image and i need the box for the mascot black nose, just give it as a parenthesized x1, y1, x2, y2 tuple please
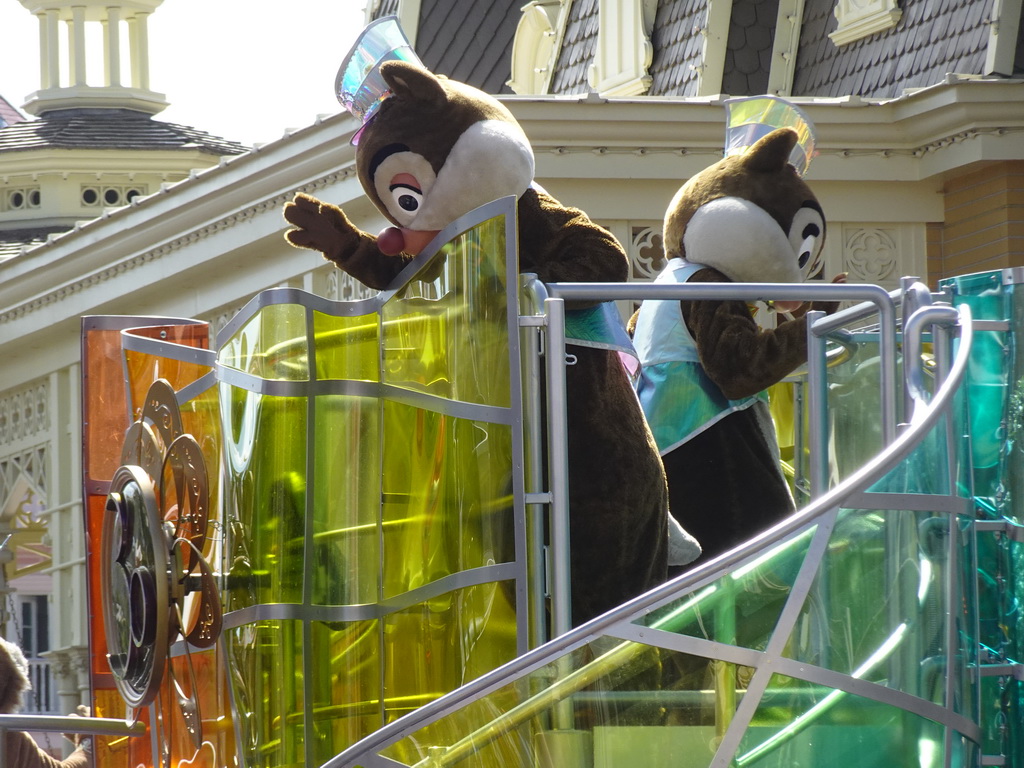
(798, 251, 810, 269)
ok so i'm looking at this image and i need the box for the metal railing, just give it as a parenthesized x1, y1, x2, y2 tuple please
(0, 713, 146, 765)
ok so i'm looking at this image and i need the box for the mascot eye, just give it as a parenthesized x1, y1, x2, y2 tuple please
(389, 183, 422, 213)
(790, 205, 825, 279)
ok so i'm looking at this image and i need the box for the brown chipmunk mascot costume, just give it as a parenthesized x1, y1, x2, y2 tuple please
(0, 637, 91, 767)
(283, 18, 699, 626)
(631, 98, 845, 569)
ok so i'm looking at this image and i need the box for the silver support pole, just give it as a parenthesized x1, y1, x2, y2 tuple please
(543, 297, 573, 639)
(519, 275, 551, 648)
(805, 310, 829, 498)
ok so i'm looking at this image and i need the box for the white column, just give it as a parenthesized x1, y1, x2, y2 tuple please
(41, 10, 61, 89)
(104, 7, 122, 87)
(128, 12, 151, 90)
(68, 6, 88, 87)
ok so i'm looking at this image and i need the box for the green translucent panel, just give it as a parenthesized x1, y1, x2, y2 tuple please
(381, 215, 512, 407)
(782, 507, 977, 710)
(380, 400, 515, 600)
(378, 642, 728, 768)
(308, 619, 382, 765)
(219, 303, 310, 381)
(311, 394, 381, 606)
(221, 389, 308, 607)
(733, 674, 951, 768)
(312, 309, 379, 382)
(638, 529, 812, 652)
(224, 620, 306, 768)
(827, 336, 885, 485)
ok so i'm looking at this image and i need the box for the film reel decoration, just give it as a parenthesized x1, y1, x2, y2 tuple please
(101, 379, 222, 750)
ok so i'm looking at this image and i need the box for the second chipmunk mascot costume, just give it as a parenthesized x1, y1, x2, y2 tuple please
(282, 18, 699, 626)
(631, 97, 845, 568)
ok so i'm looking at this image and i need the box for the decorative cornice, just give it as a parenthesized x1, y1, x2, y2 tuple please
(0, 168, 354, 325)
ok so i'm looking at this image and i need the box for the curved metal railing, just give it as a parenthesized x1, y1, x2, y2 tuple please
(323, 289, 975, 768)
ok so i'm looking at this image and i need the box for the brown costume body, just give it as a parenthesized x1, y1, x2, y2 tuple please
(633, 127, 838, 568)
(285, 59, 675, 626)
(668, 266, 833, 566)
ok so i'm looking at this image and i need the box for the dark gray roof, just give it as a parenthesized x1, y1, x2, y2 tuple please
(373, 1, 520, 94)
(648, 0, 706, 96)
(722, 0, 778, 96)
(549, 0, 599, 95)
(0, 226, 67, 263)
(792, 0, 999, 98)
(0, 108, 249, 155)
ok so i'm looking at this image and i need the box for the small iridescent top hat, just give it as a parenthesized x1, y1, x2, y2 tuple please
(335, 16, 424, 145)
(723, 95, 817, 177)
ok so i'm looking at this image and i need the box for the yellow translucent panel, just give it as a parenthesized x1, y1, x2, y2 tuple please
(221, 389, 308, 607)
(380, 400, 515, 599)
(219, 303, 310, 381)
(734, 674, 952, 768)
(312, 309, 380, 382)
(224, 620, 306, 768)
(381, 215, 511, 407)
(310, 393, 381, 606)
(378, 641, 742, 768)
(309, 619, 383, 765)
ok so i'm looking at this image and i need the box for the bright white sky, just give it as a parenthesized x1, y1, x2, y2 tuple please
(0, 0, 368, 146)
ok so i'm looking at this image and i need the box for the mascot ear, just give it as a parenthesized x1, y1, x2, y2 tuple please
(379, 60, 448, 107)
(742, 128, 799, 173)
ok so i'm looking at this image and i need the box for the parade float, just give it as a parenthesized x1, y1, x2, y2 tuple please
(72, 190, 1024, 767)
(65, 15, 1023, 768)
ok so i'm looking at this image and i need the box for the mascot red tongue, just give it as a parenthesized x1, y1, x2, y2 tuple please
(282, 17, 699, 627)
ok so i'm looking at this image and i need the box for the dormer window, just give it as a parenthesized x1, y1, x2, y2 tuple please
(830, 0, 902, 46)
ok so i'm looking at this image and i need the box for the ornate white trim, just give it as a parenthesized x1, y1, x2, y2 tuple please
(845, 226, 898, 282)
(0, 381, 50, 445)
(588, 0, 656, 97)
(629, 224, 666, 282)
(508, 1, 563, 95)
(830, 0, 902, 46)
(0, 169, 355, 326)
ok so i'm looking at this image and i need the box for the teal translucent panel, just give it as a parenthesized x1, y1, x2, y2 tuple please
(867, 379, 973, 499)
(940, 270, 1011, 505)
(732, 674, 950, 768)
(381, 215, 512, 407)
(221, 389, 308, 607)
(827, 335, 885, 485)
(375, 642, 734, 768)
(782, 508, 976, 712)
(311, 394, 381, 606)
(219, 302, 310, 380)
(637, 529, 813, 653)
(224, 620, 306, 768)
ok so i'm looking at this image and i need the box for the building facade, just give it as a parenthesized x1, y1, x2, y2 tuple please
(0, 0, 1022, 752)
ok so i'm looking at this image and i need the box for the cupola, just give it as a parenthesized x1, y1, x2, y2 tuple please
(17, 0, 168, 116)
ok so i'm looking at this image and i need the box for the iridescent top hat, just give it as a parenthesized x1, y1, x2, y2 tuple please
(723, 95, 817, 177)
(335, 16, 424, 145)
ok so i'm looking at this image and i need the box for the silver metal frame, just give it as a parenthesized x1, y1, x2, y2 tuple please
(323, 285, 977, 768)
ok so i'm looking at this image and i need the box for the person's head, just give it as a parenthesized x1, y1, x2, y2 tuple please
(0, 637, 31, 714)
